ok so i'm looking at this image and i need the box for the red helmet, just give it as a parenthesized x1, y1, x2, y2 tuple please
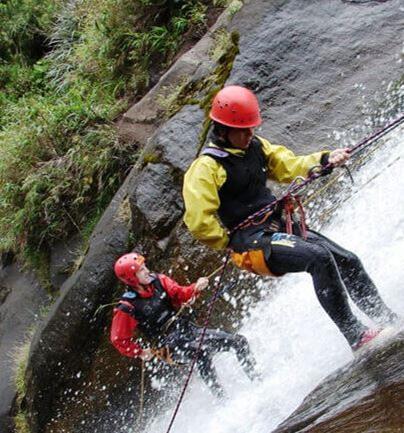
(114, 253, 145, 287)
(209, 85, 262, 128)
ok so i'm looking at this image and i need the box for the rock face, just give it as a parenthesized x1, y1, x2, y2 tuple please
(130, 104, 204, 241)
(272, 330, 404, 433)
(229, 0, 403, 150)
(0, 263, 48, 433)
(132, 162, 184, 238)
(24, 186, 132, 433)
(151, 104, 205, 172)
(20, 0, 404, 432)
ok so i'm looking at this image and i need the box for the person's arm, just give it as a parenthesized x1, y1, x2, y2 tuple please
(258, 136, 330, 183)
(183, 156, 229, 249)
(158, 274, 208, 307)
(110, 308, 144, 358)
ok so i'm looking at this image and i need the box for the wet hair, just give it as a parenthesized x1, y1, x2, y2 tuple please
(209, 121, 232, 147)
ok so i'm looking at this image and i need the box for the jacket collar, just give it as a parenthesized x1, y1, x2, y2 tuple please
(132, 276, 158, 298)
(208, 141, 246, 156)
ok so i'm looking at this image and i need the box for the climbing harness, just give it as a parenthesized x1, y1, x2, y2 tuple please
(163, 112, 404, 433)
(284, 194, 308, 239)
(283, 176, 308, 239)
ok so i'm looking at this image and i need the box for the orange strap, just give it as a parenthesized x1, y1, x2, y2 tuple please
(251, 210, 273, 226)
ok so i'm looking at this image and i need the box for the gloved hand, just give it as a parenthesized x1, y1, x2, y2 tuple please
(195, 277, 209, 291)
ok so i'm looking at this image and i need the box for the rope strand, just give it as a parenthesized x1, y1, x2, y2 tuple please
(164, 253, 231, 433)
(137, 359, 145, 425)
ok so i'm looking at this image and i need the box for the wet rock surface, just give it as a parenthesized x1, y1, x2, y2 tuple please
(131, 163, 184, 239)
(21, 0, 404, 432)
(152, 104, 205, 172)
(24, 185, 133, 433)
(49, 234, 83, 290)
(130, 105, 205, 241)
(0, 286, 11, 305)
(229, 0, 403, 151)
(272, 330, 404, 433)
(0, 264, 49, 433)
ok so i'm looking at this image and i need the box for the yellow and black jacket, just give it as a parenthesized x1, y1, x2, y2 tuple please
(183, 135, 328, 250)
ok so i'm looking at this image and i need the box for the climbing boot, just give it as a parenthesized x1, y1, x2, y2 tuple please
(352, 328, 381, 351)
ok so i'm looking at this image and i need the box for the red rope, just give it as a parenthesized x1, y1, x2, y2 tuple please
(348, 113, 404, 156)
(284, 195, 294, 235)
(164, 252, 231, 433)
(296, 196, 308, 240)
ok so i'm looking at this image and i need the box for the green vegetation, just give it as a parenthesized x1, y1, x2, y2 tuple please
(197, 29, 240, 146)
(227, 0, 243, 16)
(0, 0, 222, 265)
(157, 28, 239, 123)
(11, 329, 36, 433)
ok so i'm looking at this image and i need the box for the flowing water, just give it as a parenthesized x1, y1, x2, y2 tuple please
(126, 122, 404, 433)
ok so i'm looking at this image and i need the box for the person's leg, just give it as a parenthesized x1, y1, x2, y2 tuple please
(266, 232, 366, 347)
(192, 327, 262, 381)
(306, 230, 397, 325)
(163, 322, 226, 397)
(196, 353, 225, 398)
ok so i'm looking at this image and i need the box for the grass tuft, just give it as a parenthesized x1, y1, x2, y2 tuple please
(0, 0, 218, 263)
(10, 329, 36, 433)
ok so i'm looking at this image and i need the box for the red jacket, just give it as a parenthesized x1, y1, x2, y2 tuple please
(110, 274, 198, 358)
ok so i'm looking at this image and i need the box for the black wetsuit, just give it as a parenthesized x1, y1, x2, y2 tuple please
(162, 319, 258, 397)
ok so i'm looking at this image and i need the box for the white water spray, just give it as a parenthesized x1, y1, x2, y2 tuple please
(137, 123, 404, 433)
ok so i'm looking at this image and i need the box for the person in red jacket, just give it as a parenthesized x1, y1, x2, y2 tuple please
(110, 252, 260, 398)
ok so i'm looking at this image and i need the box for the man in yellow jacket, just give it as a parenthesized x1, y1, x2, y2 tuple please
(183, 85, 397, 351)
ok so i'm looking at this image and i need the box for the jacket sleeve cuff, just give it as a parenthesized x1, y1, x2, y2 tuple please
(320, 152, 330, 166)
(320, 151, 333, 175)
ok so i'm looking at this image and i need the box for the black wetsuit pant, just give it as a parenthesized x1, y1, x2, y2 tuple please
(161, 319, 259, 397)
(230, 226, 396, 348)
